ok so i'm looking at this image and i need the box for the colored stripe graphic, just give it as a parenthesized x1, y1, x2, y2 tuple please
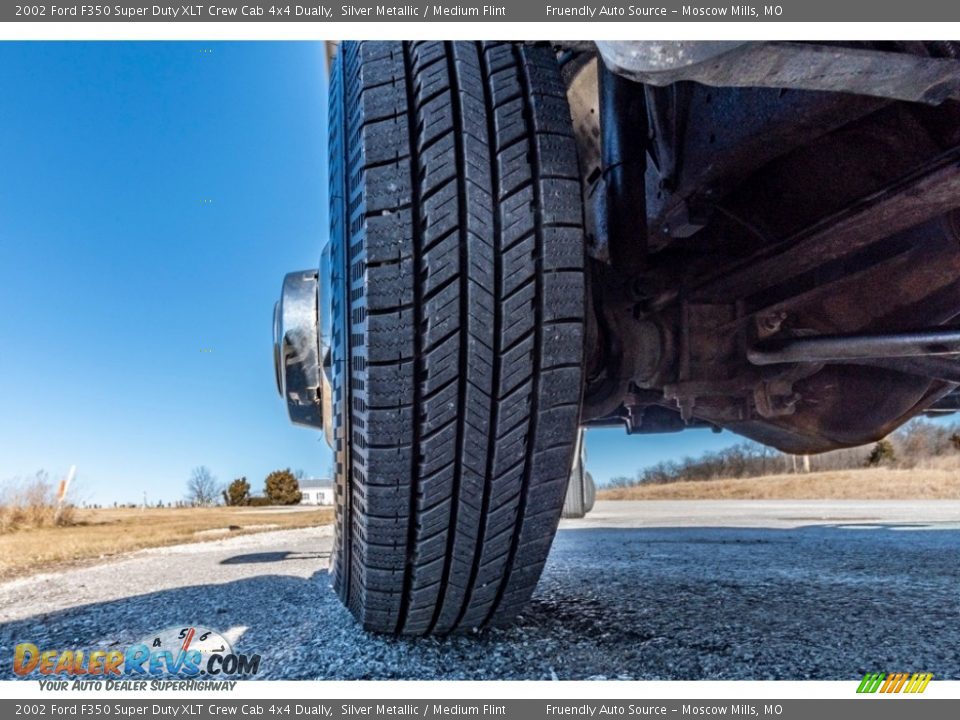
(906, 673, 934, 693)
(880, 673, 896, 693)
(857, 672, 933, 693)
(857, 672, 885, 693)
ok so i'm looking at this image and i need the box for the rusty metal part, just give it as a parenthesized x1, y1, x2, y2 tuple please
(721, 366, 954, 455)
(566, 57, 607, 263)
(580, 268, 674, 422)
(753, 381, 801, 419)
(664, 376, 757, 422)
(857, 356, 960, 384)
(644, 86, 885, 248)
(567, 57, 601, 187)
(709, 221, 941, 336)
(599, 60, 648, 276)
(692, 146, 960, 303)
(748, 328, 960, 365)
(596, 41, 960, 104)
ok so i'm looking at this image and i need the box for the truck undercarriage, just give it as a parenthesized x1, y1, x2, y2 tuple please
(573, 41, 960, 454)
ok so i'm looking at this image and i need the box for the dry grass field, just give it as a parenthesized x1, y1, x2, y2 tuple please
(598, 466, 960, 501)
(0, 505, 333, 580)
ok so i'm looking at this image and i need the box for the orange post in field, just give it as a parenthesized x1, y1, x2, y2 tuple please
(53, 465, 76, 525)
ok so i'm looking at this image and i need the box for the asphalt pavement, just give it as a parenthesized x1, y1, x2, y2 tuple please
(1, 500, 958, 680)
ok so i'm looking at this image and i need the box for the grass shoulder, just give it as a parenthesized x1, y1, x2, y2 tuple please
(598, 467, 960, 501)
(0, 505, 333, 581)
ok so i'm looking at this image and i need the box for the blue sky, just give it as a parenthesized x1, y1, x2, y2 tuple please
(0, 41, 744, 505)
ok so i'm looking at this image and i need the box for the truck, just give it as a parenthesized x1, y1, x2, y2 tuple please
(272, 41, 960, 634)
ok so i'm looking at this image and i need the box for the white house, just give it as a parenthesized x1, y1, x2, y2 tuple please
(299, 478, 335, 506)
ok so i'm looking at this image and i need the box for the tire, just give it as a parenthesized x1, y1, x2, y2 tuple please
(584, 471, 596, 514)
(327, 41, 586, 634)
(562, 460, 585, 519)
(561, 462, 596, 519)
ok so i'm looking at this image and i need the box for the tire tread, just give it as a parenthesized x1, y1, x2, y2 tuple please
(330, 40, 584, 634)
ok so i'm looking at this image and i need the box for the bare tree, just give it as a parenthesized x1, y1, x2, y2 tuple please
(186, 466, 219, 507)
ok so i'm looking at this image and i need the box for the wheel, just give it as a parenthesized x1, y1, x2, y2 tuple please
(327, 40, 586, 634)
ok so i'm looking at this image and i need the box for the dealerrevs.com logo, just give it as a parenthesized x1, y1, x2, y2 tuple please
(13, 626, 261, 687)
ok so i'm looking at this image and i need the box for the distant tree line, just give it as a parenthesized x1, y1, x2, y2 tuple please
(3, 465, 312, 519)
(185, 466, 305, 507)
(606, 419, 960, 488)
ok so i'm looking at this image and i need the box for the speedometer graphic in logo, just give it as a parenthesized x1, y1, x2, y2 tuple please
(138, 626, 233, 668)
